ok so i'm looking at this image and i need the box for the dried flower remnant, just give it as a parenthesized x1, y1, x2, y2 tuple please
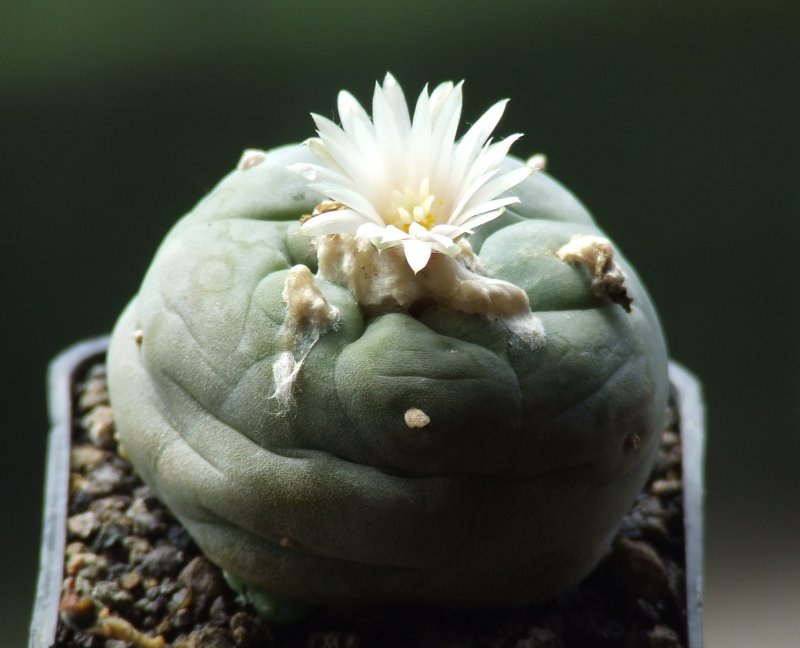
(557, 234, 633, 312)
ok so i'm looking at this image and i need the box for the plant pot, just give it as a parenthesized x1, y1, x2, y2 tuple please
(31, 338, 705, 647)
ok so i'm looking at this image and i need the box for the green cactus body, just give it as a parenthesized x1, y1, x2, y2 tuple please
(108, 143, 668, 612)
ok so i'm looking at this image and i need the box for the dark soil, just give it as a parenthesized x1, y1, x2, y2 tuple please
(56, 361, 687, 648)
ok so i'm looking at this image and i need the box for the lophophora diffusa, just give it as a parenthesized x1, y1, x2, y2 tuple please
(108, 74, 668, 621)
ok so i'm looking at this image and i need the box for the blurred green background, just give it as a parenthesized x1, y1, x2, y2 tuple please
(2, 1, 797, 645)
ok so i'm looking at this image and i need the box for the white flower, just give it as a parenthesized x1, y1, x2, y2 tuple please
(290, 73, 532, 273)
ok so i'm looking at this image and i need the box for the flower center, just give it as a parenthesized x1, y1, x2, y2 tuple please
(390, 178, 439, 232)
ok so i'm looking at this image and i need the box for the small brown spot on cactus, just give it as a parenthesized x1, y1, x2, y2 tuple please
(404, 407, 430, 429)
(280, 536, 299, 549)
(133, 329, 143, 345)
(624, 433, 641, 451)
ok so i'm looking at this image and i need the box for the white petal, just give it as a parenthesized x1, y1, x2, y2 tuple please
(451, 99, 509, 180)
(464, 133, 523, 184)
(312, 113, 374, 187)
(429, 223, 465, 238)
(449, 168, 500, 221)
(455, 208, 507, 231)
(380, 225, 409, 243)
(429, 81, 455, 117)
(430, 82, 463, 187)
(308, 139, 350, 179)
(409, 85, 433, 179)
(402, 238, 433, 273)
(337, 90, 372, 138)
(338, 91, 382, 178)
(466, 166, 532, 210)
(307, 182, 383, 224)
(299, 209, 368, 236)
(450, 196, 519, 226)
(407, 221, 430, 238)
(427, 232, 462, 254)
(381, 73, 411, 134)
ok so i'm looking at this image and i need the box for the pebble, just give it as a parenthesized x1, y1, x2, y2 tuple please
(141, 544, 184, 578)
(652, 479, 683, 497)
(209, 595, 229, 627)
(82, 404, 116, 449)
(174, 626, 235, 648)
(90, 495, 131, 523)
(67, 552, 108, 581)
(648, 624, 682, 648)
(91, 523, 130, 553)
(124, 536, 152, 564)
(67, 511, 99, 540)
(82, 463, 128, 496)
(71, 444, 107, 471)
(179, 556, 226, 616)
(92, 579, 134, 612)
(121, 570, 142, 591)
(661, 431, 680, 448)
(612, 537, 669, 603)
(78, 376, 109, 412)
(64, 542, 89, 561)
(128, 496, 167, 537)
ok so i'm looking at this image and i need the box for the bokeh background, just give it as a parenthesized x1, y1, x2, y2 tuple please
(2, 1, 797, 645)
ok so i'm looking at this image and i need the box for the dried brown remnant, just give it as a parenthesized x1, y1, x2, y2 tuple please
(315, 201, 347, 215)
(557, 234, 633, 312)
(300, 200, 348, 225)
(316, 233, 540, 331)
(280, 264, 339, 344)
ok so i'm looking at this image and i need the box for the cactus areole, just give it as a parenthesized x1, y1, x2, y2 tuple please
(108, 75, 669, 619)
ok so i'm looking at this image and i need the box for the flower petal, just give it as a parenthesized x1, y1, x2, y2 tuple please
(307, 182, 384, 224)
(402, 238, 433, 273)
(299, 209, 368, 236)
(465, 165, 532, 211)
(456, 208, 507, 231)
(450, 196, 519, 226)
(380, 225, 409, 243)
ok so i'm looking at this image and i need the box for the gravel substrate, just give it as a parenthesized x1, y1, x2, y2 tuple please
(55, 360, 687, 648)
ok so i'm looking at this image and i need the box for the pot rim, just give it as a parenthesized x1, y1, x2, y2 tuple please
(31, 339, 705, 647)
(669, 361, 706, 648)
(30, 337, 109, 648)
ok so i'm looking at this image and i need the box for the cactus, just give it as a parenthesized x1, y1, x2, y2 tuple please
(108, 76, 668, 618)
